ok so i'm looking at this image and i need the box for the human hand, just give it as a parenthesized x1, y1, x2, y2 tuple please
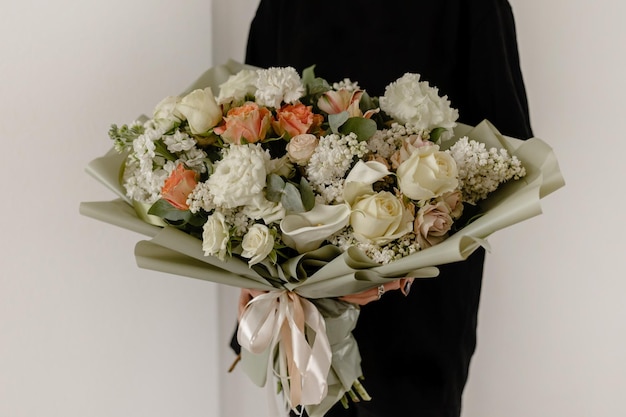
(238, 288, 268, 320)
(338, 278, 414, 306)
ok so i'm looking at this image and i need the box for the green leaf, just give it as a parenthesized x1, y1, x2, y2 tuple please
(339, 117, 378, 141)
(299, 177, 315, 211)
(281, 182, 306, 213)
(266, 174, 286, 202)
(429, 127, 448, 144)
(329, 111, 350, 133)
(148, 199, 191, 222)
(302, 65, 331, 96)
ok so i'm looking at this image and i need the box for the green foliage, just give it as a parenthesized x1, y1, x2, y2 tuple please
(329, 112, 350, 134)
(108, 123, 145, 152)
(339, 117, 377, 141)
(429, 127, 448, 144)
(265, 173, 313, 213)
(148, 199, 206, 229)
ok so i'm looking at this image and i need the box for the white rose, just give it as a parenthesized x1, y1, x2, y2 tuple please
(152, 95, 182, 131)
(379, 73, 458, 138)
(202, 212, 229, 260)
(242, 194, 286, 225)
(217, 69, 259, 105)
(396, 144, 459, 201)
(350, 191, 414, 245)
(176, 87, 222, 135)
(255, 67, 305, 108)
(287, 134, 319, 165)
(207, 144, 270, 208)
(241, 224, 275, 266)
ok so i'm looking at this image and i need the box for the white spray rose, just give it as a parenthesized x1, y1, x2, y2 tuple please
(152, 96, 182, 131)
(379, 73, 458, 137)
(241, 224, 275, 266)
(396, 144, 459, 201)
(217, 69, 259, 105)
(202, 212, 230, 260)
(207, 144, 270, 208)
(242, 194, 286, 225)
(255, 67, 305, 108)
(175, 87, 222, 135)
(350, 191, 414, 245)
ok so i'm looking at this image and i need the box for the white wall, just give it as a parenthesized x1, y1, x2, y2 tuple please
(0, 1, 222, 417)
(2, 1, 625, 417)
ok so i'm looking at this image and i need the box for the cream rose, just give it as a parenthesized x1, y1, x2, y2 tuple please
(286, 134, 319, 165)
(176, 88, 222, 135)
(202, 212, 230, 260)
(396, 144, 458, 201)
(350, 191, 414, 245)
(241, 224, 275, 266)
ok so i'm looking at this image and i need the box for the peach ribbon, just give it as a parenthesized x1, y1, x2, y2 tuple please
(237, 291, 332, 410)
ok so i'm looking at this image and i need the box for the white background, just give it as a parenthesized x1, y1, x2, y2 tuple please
(1, 1, 624, 417)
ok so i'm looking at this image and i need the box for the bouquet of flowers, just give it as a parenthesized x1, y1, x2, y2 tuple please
(80, 60, 564, 417)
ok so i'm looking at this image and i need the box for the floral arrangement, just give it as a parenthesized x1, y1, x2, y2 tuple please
(109, 66, 525, 269)
(82, 61, 562, 417)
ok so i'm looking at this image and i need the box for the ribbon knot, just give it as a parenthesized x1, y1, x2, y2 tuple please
(237, 291, 332, 409)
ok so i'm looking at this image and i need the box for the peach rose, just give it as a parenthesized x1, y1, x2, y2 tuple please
(272, 102, 322, 139)
(390, 134, 430, 169)
(214, 102, 272, 144)
(414, 201, 454, 249)
(161, 164, 199, 210)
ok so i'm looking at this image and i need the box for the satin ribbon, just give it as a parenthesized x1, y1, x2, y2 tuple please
(237, 291, 332, 409)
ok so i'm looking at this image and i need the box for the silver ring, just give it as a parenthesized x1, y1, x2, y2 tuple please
(377, 285, 385, 299)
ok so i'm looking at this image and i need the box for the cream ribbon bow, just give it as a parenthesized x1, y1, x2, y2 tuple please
(237, 291, 332, 409)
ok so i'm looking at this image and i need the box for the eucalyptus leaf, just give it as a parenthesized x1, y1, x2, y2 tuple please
(266, 173, 286, 202)
(148, 199, 191, 222)
(299, 177, 315, 211)
(329, 112, 350, 134)
(281, 182, 306, 213)
(339, 117, 377, 141)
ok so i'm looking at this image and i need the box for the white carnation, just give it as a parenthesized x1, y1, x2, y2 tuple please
(206, 144, 270, 208)
(254, 67, 305, 108)
(379, 73, 458, 139)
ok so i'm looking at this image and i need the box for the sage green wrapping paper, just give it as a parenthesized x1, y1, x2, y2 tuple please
(79, 61, 565, 417)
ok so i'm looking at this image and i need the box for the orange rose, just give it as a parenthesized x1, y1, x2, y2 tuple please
(161, 164, 198, 210)
(272, 102, 322, 139)
(214, 102, 272, 144)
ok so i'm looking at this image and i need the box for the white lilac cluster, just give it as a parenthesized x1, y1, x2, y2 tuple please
(122, 127, 174, 203)
(366, 123, 425, 159)
(332, 78, 360, 92)
(306, 133, 370, 203)
(447, 136, 526, 204)
(379, 73, 458, 141)
(330, 229, 421, 264)
(254, 67, 305, 108)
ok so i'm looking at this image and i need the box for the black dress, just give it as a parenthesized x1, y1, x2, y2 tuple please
(243, 1, 532, 415)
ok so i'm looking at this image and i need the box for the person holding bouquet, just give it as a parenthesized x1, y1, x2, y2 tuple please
(236, 0, 533, 416)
